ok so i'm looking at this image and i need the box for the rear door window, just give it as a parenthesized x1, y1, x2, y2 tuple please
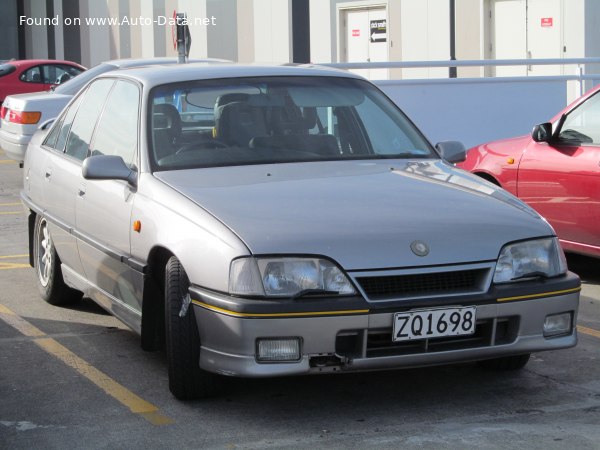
(20, 66, 43, 83)
(44, 94, 84, 152)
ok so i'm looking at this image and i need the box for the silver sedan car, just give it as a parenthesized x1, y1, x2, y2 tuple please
(22, 63, 580, 400)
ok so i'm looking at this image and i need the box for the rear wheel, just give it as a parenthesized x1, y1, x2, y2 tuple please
(33, 215, 82, 306)
(164, 256, 221, 399)
(477, 353, 531, 370)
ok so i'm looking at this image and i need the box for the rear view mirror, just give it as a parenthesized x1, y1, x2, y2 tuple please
(531, 122, 553, 143)
(39, 118, 56, 131)
(82, 155, 137, 186)
(435, 141, 466, 164)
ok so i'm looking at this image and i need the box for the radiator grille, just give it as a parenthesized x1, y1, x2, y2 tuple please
(356, 268, 488, 300)
(335, 317, 519, 359)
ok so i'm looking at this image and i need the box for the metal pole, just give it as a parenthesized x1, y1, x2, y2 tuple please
(176, 13, 186, 64)
(449, 0, 457, 78)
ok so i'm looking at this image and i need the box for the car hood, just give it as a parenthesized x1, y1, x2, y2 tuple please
(154, 160, 551, 270)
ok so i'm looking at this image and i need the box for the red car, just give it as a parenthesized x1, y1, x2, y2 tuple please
(459, 84, 600, 258)
(0, 59, 85, 104)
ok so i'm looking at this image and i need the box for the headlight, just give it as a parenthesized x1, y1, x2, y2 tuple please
(229, 257, 356, 297)
(493, 237, 567, 283)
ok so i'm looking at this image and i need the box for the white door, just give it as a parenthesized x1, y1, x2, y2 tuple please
(491, 0, 563, 76)
(367, 7, 388, 80)
(342, 7, 388, 80)
(526, 0, 562, 75)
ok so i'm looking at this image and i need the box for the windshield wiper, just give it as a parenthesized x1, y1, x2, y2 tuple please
(292, 289, 339, 299)
(511, 271, 549, 281)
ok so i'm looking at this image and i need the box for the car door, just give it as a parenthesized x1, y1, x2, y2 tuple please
(76, 79, 143, 320)
(36, 88, 93, 279)
(517, 91, 600, 251)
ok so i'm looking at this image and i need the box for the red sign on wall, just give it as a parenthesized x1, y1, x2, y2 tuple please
(541, 17, 553, 27)
(352, 29, 360, 37)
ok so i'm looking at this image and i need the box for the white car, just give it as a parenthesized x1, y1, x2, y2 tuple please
(0, 57, 225, 164)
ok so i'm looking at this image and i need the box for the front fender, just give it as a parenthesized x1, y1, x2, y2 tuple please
(130, 174, 250, 293)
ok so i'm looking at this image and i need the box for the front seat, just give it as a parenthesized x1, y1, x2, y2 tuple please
(152, 104, 182, 161)
(213, 95, 269, 147)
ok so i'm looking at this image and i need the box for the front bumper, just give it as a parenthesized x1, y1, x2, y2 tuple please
(191, 274, 580, 377)
(0, 128, 30, 162)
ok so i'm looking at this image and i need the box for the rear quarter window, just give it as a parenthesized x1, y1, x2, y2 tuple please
(0, 64, 16, 78)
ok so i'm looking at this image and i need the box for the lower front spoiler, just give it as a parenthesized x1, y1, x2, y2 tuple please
(199, 333, 576, 377)
(193, 292, 579, 378)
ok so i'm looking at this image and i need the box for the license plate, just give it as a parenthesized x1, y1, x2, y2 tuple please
(392, 306, 476, 342)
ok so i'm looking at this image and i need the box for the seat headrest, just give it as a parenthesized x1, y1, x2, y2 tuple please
(153, 103, 181, 138)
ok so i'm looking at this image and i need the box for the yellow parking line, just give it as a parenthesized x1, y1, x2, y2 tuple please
(578, 325, 600, 339)
(0, 262, 30, 270)
(0, 254, 28, 259)
(0, 211, 22, 215)
(0, 303, 174, 426)
(0, 254, 29, 270)
(0, 202, 22, 206)
(0, 160, 14, 164)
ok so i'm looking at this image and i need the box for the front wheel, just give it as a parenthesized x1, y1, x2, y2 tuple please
(164, 256, 221, 400)
(33, 215, 82, 306)
(477, 353, 531, 370)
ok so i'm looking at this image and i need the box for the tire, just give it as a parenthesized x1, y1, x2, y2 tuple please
(477, 353, 531, 370)
(33, 215, 82, 306)
(165, 256, 221, 400)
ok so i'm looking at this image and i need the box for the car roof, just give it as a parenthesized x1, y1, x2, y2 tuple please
(100, 62, 362, 87)
(5, 59, 85, 68)
(52, 58, 228, 95)
(106, 57, 229, 68)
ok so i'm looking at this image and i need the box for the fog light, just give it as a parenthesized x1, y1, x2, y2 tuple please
(543, 312, 572, 337)
(256, 338, 301, 362)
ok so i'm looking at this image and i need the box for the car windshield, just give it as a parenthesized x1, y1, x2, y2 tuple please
(53, 63, 116, 95)
(149, 76, 435, 170)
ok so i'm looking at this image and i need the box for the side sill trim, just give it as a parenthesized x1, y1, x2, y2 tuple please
(497, 286, 581, 303)
(192, 300, 369, 319)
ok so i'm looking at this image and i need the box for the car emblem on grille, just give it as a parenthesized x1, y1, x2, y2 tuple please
(410, 240, 429, 257)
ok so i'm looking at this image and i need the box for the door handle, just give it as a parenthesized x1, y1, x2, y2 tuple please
(45, 169, 52, 180)
(78, 184, 86, 197)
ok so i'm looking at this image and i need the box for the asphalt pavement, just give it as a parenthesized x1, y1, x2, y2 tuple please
(0, 149, 599, 449)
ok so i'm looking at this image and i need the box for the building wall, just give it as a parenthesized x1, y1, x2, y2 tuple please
(0, 1, 20, 60)
(12, 0, 600, 78)
(207, 0, 237, 61)
(253, 0, 292, 63)
(400, 0, 449, 79)
(456, 0, 483, 77)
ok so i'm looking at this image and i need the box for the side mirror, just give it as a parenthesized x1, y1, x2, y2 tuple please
(38, 118, 56, 131)
(82, 155, 137, 187)
(531, 122, 553, 143)
(435, 141, 466, 164)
